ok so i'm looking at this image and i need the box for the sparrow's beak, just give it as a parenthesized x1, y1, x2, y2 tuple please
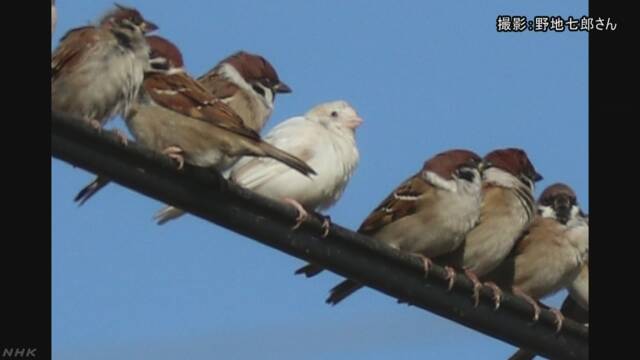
(141, 21, 159, 33)
(554, 197, 572, 224)
(274, 82, 292, 94)
(347, 116, 364, 129)
(533, 171, 543, 182)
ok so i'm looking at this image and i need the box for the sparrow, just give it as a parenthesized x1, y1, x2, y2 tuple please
(483, 183, 589, 328)
(74, 36, 315, 205)
(198, 51, 292, 133)
(433, 148, 543, 305)
(297, 149, 486, 305)
(154, 100, 362, 229)
(52, 4, 158, 129)
(52, 0, 57, 34)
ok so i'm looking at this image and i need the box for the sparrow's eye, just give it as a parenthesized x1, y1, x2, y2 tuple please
(330, 111, 338, 117)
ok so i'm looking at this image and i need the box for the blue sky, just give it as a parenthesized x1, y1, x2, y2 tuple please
(52, 1, 588, 359)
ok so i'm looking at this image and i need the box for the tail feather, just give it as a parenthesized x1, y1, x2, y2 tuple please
(154, 206, 186, 225)
(294, 263, 324, 278)
(257, 142, 316, 177)
(326, 279, 363, 306)
(74, 176, 110, 206)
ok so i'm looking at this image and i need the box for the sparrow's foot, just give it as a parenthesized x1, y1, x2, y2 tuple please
(513, 287, 541, 322)
(112, 129, 129, 145)
(88, 119, 102, 131)
(282, 198, 308, 230)
(550, 308, 565, 333)
(319, 214, 332, 238)
(443, 266, 457, 291)
(464, 269, 483, 308)
(483, 281, 503, 310)
(416, 255, 433, 279)
(162, 146, 185, 170)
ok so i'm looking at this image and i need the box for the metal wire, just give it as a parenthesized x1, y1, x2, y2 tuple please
(52, 112, 588, 360)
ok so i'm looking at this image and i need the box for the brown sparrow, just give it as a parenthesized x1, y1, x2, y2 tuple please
(198, 51, 291, 133)
(483, 183, 588, 329)
(297, 149, 486, 305)
(52, 4, 158, 128)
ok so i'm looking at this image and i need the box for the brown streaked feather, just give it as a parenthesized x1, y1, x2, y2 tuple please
(52, 26, 102, 81)
(358, 174, 431, 235)
(143, 73, 259, 140)
(197, 73, 240, 100)
(219, 51, 281, 84)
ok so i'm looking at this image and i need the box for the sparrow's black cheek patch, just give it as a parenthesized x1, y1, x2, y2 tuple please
(458, 168, 476, 182)
(113, 31, 133, 48)
(252, 84, 266, 97)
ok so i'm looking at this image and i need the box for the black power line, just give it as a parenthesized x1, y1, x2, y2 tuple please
(51, 112, 588, 360)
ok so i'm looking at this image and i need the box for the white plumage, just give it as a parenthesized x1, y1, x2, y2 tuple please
(155, 100, 362, 224)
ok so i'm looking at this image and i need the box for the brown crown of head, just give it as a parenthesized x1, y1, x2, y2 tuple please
(538, 183, 577, 207)
(221, 51, 291, 93)
(484, 148, 543, 183)
(100, 4, 158, 33)
(422, 149, 483, 180)
(146, 35, 184, 68)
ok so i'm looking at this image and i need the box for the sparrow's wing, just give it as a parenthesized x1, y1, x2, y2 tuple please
(197, 72, 240, 100)
(52, 26, 105, 81)
(358, 174, 436, 236)
(230, 117, 317, 189)
(144, 73, 259, 140)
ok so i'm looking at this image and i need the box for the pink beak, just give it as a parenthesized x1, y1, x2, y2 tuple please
(348, 116, 364, 129)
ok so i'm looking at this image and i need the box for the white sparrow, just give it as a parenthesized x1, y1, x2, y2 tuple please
(154, 100, 362, 228)
(74, 36, 314, 205)
(297, 149, 486, 305)
(483, 183, 588, 327)
(198, 51, 291, 133)
(52, 4, 157, 128)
